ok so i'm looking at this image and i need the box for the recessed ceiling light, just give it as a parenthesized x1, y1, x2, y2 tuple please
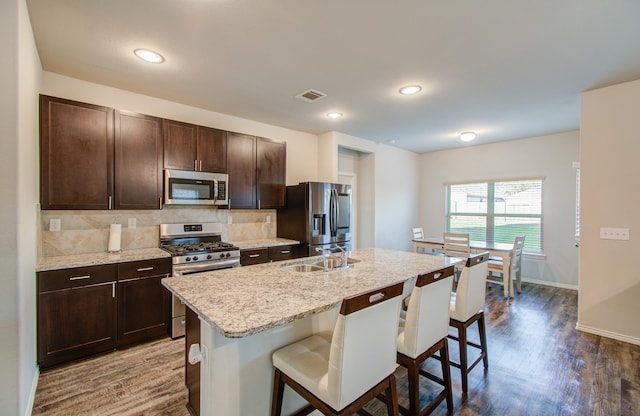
(459, 131, 477, 142)
(134, 48, 164, 63)
(399, 85, 422, 95)
(326, 112, 343, 119)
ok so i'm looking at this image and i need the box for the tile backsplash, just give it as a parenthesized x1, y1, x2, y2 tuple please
(40, 207, 277, 257)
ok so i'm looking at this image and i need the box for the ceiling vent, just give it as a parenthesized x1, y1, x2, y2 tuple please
(295, 89, 327, 102)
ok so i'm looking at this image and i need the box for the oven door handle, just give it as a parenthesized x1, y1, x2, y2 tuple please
(172, 259, 240, 275)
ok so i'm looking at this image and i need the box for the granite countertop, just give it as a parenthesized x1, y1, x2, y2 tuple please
(162, 247, 458, 339)
(36, 248, 171, 272)
(232, 238, 300, 250)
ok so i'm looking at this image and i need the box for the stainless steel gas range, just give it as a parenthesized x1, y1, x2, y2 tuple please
(160, 222, 240, 338)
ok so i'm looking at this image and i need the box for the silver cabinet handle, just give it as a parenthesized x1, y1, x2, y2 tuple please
(181, 320, 186, 325)
(258, 199, 261, 209)
(199, 160, 202, 171)
(249, 254, 260, 258)
(194, 160, 198, 170)
(108, 196, 112, 210)
(280, 250, 291, 254)
(112, 282, 116, 298)
(69, 275, 91, 281)
(137, 267, 154, 272)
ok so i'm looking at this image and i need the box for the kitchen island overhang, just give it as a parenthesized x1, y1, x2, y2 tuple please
(162, 248, 459, 415)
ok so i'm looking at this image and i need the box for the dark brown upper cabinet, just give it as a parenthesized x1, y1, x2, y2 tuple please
(40, 95, 164, 210)
(227, 133, 286, 209)
(163, 119, 227, 173)
(256, 137, 286, 209)
(114, 111, 163, 210)
(40, 95, 114, 210)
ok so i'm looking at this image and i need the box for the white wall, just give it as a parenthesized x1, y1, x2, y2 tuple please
(579, 79, 640, 345)
(323, 132, 421, 252)
(40, 72, 318, 187)
(2, 0, 41, 415)
(419, 131, 580, 288)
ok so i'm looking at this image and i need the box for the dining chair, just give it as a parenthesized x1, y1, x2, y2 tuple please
(271, 282, 404, 416)
(448, 251, 490, 394)
(442, 232, 471, 258)
(443, 232, 470, 279)
(487, 235, 525, 297)
(412, 227, 424, 240)
(396, 265, 455, 415)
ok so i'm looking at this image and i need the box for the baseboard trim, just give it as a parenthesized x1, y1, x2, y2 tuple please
(521, 277, 578, 291)
(25, 366, 39, 416)
(575, 324, 640, 346)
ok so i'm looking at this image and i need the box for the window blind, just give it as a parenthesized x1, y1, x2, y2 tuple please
(446, 178, 543, 253)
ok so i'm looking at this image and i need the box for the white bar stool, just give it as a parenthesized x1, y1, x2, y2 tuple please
(271, 282, 404, 416)
(448, 252, 490, 394)
(396, 265, 455, 415)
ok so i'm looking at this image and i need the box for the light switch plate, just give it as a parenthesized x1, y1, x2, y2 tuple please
(128, 218, 136, 228)
(50, 218, 61, 232)
(600, 227, 630, 240)
(266, 215, 271, 224)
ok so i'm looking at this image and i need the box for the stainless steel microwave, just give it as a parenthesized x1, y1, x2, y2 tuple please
(164, 169, 228, 206)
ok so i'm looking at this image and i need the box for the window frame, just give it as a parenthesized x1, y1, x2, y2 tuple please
(445, 178, 544, 254)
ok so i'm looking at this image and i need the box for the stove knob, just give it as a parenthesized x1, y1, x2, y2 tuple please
(207, 254, 213, 260)
(193, 256, 199, 261)
(185, 257, 191, 262)
(226, 252, 231, 258)
(219, 253, 225, 259)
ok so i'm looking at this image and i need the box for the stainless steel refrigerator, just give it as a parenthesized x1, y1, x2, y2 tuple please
(277, 182, 352, 256)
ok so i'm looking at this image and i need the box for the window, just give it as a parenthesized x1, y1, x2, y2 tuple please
(445, 178, 543, 253)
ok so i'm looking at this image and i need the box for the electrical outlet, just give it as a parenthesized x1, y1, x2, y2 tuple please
(50, 218, 61, 232)
(600, 227, 630, 240)
(266, 215, 271, 224)
(128, 218, 137, 228)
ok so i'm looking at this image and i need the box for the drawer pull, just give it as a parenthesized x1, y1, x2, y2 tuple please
(280, 250, 291, 254)
(69, 275, 91, 281)
(181, 320, 186, 325)
(137, 267, 154, 272)
(249, 254, 261, 258)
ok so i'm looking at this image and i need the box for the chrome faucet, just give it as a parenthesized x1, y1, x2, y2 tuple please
(332, 244, 348, 269)
(315, 247, 332, 272)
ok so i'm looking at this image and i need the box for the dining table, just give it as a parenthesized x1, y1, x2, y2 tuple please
(412, 236, 516, 298)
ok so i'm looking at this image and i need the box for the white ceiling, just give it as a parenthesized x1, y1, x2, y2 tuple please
(26, 0, 640, 153)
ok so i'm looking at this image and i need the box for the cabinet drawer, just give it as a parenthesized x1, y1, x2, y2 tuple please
(240, 248, 269, 266)
(38, 264, 117, 292)
(268, 245, 298, 261)
(118, 258, 171, 280)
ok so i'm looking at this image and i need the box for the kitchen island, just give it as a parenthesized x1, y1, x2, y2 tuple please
(161, 247, 458, 416)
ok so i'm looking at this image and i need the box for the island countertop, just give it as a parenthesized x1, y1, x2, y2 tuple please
(161, 247, 457, 338)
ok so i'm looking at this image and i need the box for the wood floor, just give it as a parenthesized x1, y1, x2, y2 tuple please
(32, 283, 640, 416)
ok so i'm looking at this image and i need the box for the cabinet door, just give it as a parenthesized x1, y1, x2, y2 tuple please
(40, 95, 114, 210)
(163, 119, 198, 171)
(117, 276, 169, 347)
(268, 244, 302, 262)
(114, 111, 163, 209)
(256, 137, 286, 209)
(240, 248, 269, 265)
(197, 126, 227, 173)
(185, 307, 201, 416)
(227, 132, 257, 209)
(117, 258, 171, 347)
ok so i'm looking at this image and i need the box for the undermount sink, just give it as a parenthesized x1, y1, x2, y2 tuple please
(280, 257, 360, 273)
(283, 264, 324, 273)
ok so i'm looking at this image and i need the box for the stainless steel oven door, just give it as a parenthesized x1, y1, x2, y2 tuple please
(172, 258, 240, 276)
(169, 259, 239, 338)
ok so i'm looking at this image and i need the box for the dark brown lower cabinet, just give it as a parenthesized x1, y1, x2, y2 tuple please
(38, 258, 172, 369)
(185, 307, 201, 416)
(117, 276, 169, 347)
(116, 258, 171, 347)
(38, 264, 118, 369)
